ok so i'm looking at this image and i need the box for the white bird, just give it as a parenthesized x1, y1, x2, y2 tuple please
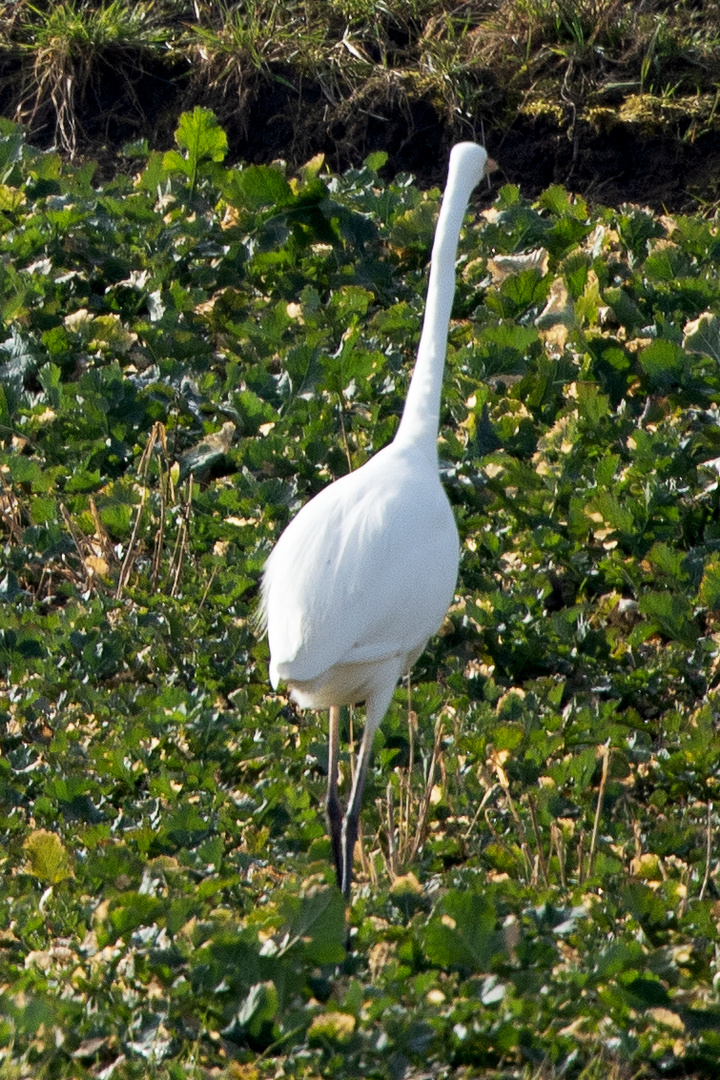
(260, 143, 494, 897)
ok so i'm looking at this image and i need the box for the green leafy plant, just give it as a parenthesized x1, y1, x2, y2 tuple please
(2, 110, 720, 1079)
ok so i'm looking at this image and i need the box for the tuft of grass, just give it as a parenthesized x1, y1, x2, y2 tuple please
(14, 0, 168, 156)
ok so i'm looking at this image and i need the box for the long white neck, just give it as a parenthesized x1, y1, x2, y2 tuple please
(394, 143, 488, 461)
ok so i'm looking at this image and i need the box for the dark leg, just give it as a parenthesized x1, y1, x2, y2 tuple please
(327, 705, 343, 889)
(339, 719, 375, 899)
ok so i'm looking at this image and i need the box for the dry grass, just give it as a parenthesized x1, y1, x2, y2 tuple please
(12, 0, 167, 155)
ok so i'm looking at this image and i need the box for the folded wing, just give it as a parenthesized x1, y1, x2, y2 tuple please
(261, 445, 459, 690)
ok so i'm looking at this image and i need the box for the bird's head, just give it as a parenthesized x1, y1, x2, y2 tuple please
(448, 142, 497, 187)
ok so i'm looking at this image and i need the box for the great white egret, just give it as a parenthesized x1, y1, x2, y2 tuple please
(260, 143, 493, 897)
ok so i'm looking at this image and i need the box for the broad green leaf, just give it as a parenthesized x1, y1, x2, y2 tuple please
(594, 940, 646, 978)
(699, 556, 720, 608)
(546, 215, 593, 257)
(647, 541, 688, 582)
(537, 184, 587, 221)
(174, 106, 228, 166)
(7, 456, 42, 485)
(0, 184, 24, 212)
(638, 338, 686, 388)
(575, 382, 609, 425)
(423, 891, 504, 972)
(575, 268, 602, 324)
(595, 453, 620, 487)
(497, 183, 521, 207)
(481, 322, 538, 353)
(603, 286, 642, 331)
(585, 491, 634, 535)
(644, 245, 679, 282)
(329, 285, 374, 321)
(29, 150, 62, 182)
(622, 882, 671, 930)
(98, 501, 134, 537)
(222, 981, 279, 1044)
(162, 107, 228, 194)
(683, 311, 720, 362)
(390, 199, 438, 252)
(226, 164, 292, 211)
(638, 591, 698, 646)
(162, 148, 191, 179)
(365, 150, 388, 172)
(561, 251, 591, 298)
(276, 889, 346, 965)
(493, 722, 524, 750)
(108, 892, 165, 935)
(23, 830, 73, 884)
(29, 496, 56, 524)
(37, 362, 61, 407)
(498, 267, 550, 311)
(136, 150, 168, 192)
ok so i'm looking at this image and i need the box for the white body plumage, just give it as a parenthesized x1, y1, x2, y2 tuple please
(263, 439, 459, 709)
(260, 142, 492, 896)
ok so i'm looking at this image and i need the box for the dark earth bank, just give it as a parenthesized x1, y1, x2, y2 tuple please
(5, 55, 719, 210)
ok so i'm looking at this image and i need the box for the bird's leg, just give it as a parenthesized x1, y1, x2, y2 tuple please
(327, 705, 343, 890)
(339, 717, 376, 899)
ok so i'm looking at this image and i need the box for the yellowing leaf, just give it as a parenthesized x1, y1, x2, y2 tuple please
(487, 248, 549, 284)
(88, 315, 137, 354)
(307, 1011, 355, 1045)
(299, 153, 325, 180)
(699, 556, 720, 610)
(23, 830, 74, 884)
(683, 311, 720, 363)
(0, 185, 25, 212)
(63, 308, 94, 333)
(536, 278, 574, 329)
(389, 872, 423, 897)
(84, 555, 109, 578)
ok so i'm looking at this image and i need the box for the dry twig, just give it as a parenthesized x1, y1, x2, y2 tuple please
(588, 741, 610, 877)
